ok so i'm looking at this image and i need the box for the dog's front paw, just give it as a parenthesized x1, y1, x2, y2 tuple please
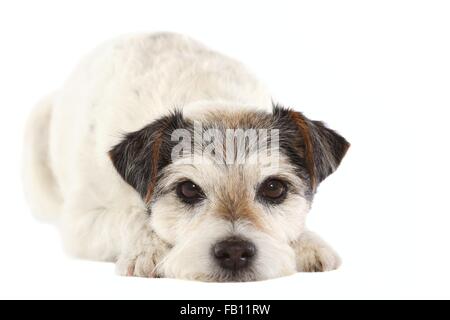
(293, 231, 341, 272)
(116, 251, 158, 278)
(116, 230, 170, 278)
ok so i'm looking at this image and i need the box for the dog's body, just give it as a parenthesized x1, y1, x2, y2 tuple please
(24, 33, 348, 281)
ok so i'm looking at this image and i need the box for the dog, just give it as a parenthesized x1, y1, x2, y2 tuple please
(23, 33, 349, 282)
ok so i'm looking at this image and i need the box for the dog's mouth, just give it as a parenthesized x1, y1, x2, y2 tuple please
(212, 269, 259, 283)
(195, 268, 261, 283)
(227, 274, 259, 283)
(155, 268, 259, 282)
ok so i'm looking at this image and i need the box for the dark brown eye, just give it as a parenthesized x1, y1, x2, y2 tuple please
(176, 180, 205, 204)
(258, 179, 288, 204)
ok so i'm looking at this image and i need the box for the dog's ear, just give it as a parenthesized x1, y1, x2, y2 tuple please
(109, 111, 187, 202)
(273, 106, 350, 191)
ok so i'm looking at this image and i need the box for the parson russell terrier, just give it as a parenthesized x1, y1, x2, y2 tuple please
(23, 33, 350, 282)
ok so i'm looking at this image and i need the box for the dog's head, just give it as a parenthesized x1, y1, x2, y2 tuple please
(109, 105, 349, 281)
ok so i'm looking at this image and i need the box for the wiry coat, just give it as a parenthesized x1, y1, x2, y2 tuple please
(23, 33, 347, 281)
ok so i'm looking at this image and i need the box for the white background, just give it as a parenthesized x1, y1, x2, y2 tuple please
(0, 0, 449, 300)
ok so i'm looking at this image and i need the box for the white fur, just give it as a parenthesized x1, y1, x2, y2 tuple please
(23, 33, 339, 281)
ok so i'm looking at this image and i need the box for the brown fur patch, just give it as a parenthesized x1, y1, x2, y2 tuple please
(214, 185, 266, 231)
(287, 111, 317, 190)
(201, 110, 273, 130)
(144, 127, 166, 202)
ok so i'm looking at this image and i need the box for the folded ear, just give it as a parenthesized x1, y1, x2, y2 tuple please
(273, 106, 350, 191)
(109, 111, 187, 202)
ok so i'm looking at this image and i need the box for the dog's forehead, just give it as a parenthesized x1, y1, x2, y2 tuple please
(184, 110, 283, 163)
(161, 110, 304, 190)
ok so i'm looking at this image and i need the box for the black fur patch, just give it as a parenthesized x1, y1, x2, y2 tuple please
(273, 105, 350, 192)
(109, 110, 190, 201)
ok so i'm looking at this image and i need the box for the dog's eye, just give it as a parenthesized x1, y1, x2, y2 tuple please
(176, 180, 205, 204)
(258, 179, 288, 204)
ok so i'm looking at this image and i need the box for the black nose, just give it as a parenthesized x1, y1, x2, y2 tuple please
(213, 238, 256, 271)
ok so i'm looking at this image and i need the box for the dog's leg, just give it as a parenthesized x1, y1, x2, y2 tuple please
(292, 230, 341, 272)
(60, 198, 170, 278)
